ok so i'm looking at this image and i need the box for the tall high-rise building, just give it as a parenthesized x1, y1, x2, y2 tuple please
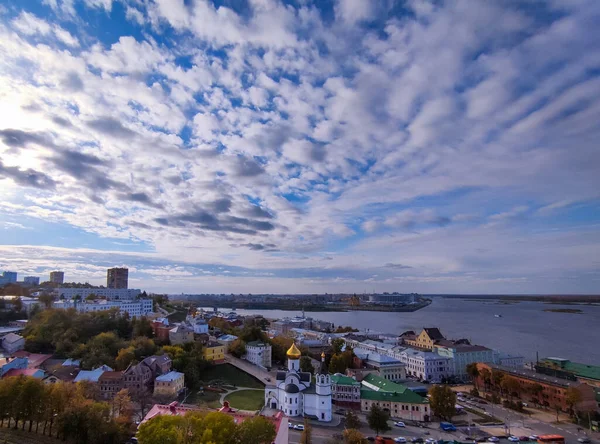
(0, 271, 18, 285)
(24, 276, 40, 286)
(107, 267, 128, 289)
(50, 271, 65, 284)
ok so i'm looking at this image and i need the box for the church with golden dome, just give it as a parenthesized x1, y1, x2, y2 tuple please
(264, 343, 332, 422)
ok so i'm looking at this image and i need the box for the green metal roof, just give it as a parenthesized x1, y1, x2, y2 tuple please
(360, 387, 429, 404)
(331, 374, 360, 385)
(360, 374, 428, 404)
(362, 373, 409, 393)
(541, 358, 600, 381)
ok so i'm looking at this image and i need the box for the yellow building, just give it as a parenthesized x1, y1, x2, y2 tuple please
(404, 328, 445, 350)
(154, 371, 185, 397)
(203, 340, 225, 362)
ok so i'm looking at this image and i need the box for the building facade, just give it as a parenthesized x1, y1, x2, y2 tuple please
(264, 346, 332, 422)
(154, 371, 185, 397)
(169, 324, 194, 345)
(434, 343, 494, 380)
(331, 373, 361, 407)
(476, 363, 598, 413)
(404, 328, 445, 350)
(123, 362, 153, 394)
(0, 271, 17, 285)
(53, 299, 153, 317)
(360, 374, 430, 421)
(400, 349, 454, 383)
(353, 348, 406, 382)
(203, 341, 225, 362)
(99, 371, 124, 399)
(245, 341, 272, 369)
(107, 267, 128, 289)
(54, 287, 141, 300)
(49, 271, 64, 284)
(536, 358, 600, 388)
(23, 276, 40, 286)
(2, 333, 25, 354)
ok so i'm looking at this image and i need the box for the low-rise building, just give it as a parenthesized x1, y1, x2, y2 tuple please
(353, 347, 406, 382)
(54, 287, 141, 301)
(0, 356, 28, 377)
(154, 371, 185, 398)
(493, 351, 524, 369)
(217, 334, 238, 347)
(2, 368, 46, 379)
(53, 299, 153, 317)
(99, 371, 124, 399)
(331, 373, 361, 407)
(536, 358, 600, 388)
(2, 333, 25, 354)
(203, 341, 225, 362)
(187, 316, 209, 334)
(434, 342, 494, 381)
(399, 348, 453, 383)
(360, 374, 430, 421)
(403, 328, 445, 350)
(169, 324, 194, 345)
(123, 362, 153, 394)
(74, 366, 111, 383)
(142, 355, 172, 377)
(245, 341, 272, 369)
(476, 363, 598, 413)
(152, 318, 171, 342)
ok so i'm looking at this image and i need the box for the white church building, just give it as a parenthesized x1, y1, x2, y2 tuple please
(264, 343, 332, 422)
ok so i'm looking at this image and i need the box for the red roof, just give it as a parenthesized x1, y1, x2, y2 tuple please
(2, 368, 43, 378)
(12, 351, 53, 368)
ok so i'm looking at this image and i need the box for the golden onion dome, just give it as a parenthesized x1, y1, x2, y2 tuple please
(286, 343, 301, 359)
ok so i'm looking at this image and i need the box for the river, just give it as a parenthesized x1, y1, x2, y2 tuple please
(202, 297, 600, 365)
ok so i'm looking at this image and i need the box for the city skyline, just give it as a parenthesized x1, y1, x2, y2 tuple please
(1, 1, 599, 294)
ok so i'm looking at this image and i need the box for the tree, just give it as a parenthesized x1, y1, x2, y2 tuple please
(270, 336, 293, 363)
(111, 389, 133, 420)
(116, 346, 136, 370)
(565, 387, 582, 416)
(343, 428, 367, 444)
(529, 384, 544, 407)
(491, 370, 504, 393)
(466, 363, 480, 388)
(480, 368, 491, 392)
(235, 415, 276, 444)
(344, 409, 361, 429)
(300, 417, 312, 444)
(229, 339, 247, 358)
(38, 293, 55, 309)
(429, 385, 457, 421)
(500, 376, 521, 401)
(85, 293, 98, 301)
(366, 405, 390, 436)
(300, 356, 314, 373)
(329, 354, 347, 374)
(331, 338, 345, 354)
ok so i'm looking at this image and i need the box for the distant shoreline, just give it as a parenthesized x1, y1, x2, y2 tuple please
(543, 308, 584, 314)
(438, 294, 600, 304)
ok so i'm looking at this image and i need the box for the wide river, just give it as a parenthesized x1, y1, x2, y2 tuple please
(204, 297, 600, 366)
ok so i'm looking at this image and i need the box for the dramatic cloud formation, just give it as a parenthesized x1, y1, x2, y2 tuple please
(0, 0, 599, 293)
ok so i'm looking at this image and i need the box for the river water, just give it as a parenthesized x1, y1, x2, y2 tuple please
(203, 297, 600, 366)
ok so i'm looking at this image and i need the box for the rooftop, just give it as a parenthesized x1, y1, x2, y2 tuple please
(246, 340, 270, 348)
(486, 364, 584, 388)
(1, 333, 23, 344)
(206, 340, 223, 348)
(539, 358, 600, 381)
(156, 371, 184, 382)
(360, 386, 428, 404)
(423, 328, 445, 340)
(2, 368, 45, 378)
(331, 373, 360, 385)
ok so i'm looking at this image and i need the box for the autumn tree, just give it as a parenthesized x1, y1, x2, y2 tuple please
(345, 409, 361, 429)
(565, 387, 583, 416)
(343, 428, 367, 444)
(500, 376, 521, 401)
(366, 404, 390, 436)
(229, 339, 247, 358)
(429, 385, 457, 421)
(116, 346, 136, 370)
(466, 363, 480, 388)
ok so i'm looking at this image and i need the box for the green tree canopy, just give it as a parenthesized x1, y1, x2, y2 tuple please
(429, 385, 457, 421)
(366, 404, 390, 436)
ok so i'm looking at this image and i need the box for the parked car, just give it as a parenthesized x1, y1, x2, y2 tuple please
(528, 436, 539, 441)
(440, 422, 457, 432)
(411, 438, 424, 443)
(577, 438, 591, 443)
(288, 422, 294, 429)
(508, 436, 520, 442)
(519, 436, 530, 441)
(426, 438, 437, 444)
(294, 424, 305, 431)
(488, 437, 500, 443)
(394, 438, 407, 443)
(395, 421, 406, 427)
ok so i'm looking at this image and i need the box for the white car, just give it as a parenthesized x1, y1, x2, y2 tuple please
(488, 437, 500, 443)
(395, 438, 407, 443)
(426, 438, 437, 444)
(529, 436, 539, 441)
(294, 424, 305, 431)
(508, 437, 520, 442)
(395, 421, 406, 427)
(288, 422, 294, 429)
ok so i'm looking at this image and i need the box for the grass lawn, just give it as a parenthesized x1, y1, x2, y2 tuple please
(185, 390, 223, 409)
(223, 390, 264, 411)
(200, 364, 264, 389)
(0, 427, 59, 444)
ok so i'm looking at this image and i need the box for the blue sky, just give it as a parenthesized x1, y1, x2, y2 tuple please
(0, 0, 599, 294)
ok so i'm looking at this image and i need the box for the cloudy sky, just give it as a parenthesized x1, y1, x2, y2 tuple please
(0, 0, 599, 294)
